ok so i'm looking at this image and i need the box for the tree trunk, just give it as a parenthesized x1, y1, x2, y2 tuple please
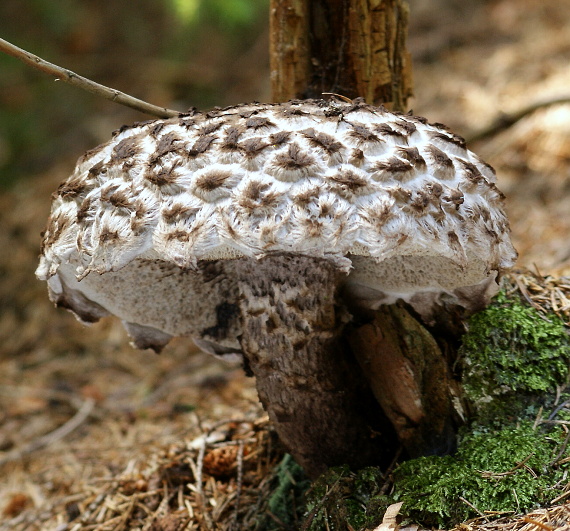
(269, 0, 460, 465)
(270, 0, 413, 109)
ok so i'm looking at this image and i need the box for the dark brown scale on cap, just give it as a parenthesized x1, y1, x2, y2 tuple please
(319, 200, 333, 217)
(409, 190, 431, 213)
(302, 218, 324, 238)
(55, 176, 88, 199)
(425, 181, 444, 201)
(343, 98, 376, 114)
(150, 122, 166, 137)
(239, 109, 258, 119)
(130, 216, 146, 233)
(44, 212, 70, 247)
(457, 159, 485, 191)
(487, 182, 506, 201)
(443, 188, 464, 209)
(76, 198, 92, 222)
(245, 116, 276, 130)
(151, 133, 184, 163)
(473, 155, 496, 177)
(396, 147, 426, 170)
(393, 119, 417, 136)
(220, 127, 243, 152)
(238, 137, 269, 159)
(188, 134, 217, 157)
(198, 121, 224, 136)
(431, 122, 455, 133)
(166, 230, 191, 242)
(430, 131, 467, 150)
(107, 190, 133, 210)
(274, 143, 315, 171)
(239, 180, 279, 211)
(293, 186, 321, 206)
(362, 202, 394, 227)
(373, 123, 407, 142)
(178, 118, 197, 129)
(145, 164, 181, 187)
(390, 186, 413, 203)
(424, 145, 455, 179)
(371, 157, 414, 181)
(162, 204, 197, 223)
(131, 119, 155, 129)
(302, 129, 344, 156)
(279, 105, 308, 118)
(349, 124, 382, 145)
(484, 226, 501, 245)
(195, 169, 232, 191)
(447, 230, 464, 254)
(99, 227, 120, 244)
(477, 205, 491, 223)
(349, 148, 365, 166)
(88, 160, 107, 177)
(406, 113, 428, 125)
(269, 131, 291, 146)
(132, 200, 147, 219)
(206, 107, 223, 119)
(328, 170, 369, 195)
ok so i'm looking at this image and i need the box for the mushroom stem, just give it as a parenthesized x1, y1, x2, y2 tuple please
(234, 254, 395, 478)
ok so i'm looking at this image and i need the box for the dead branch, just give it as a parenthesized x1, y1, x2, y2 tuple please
(0, 37, 179, 119)
(466, 96, 570, 144)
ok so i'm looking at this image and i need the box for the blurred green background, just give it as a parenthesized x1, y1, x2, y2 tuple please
(0, 0, 269, 188)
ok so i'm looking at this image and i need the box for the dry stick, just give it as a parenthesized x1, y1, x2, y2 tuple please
(459, 496, 487, 520)
(0, 397, 95, 466)
(195, 438, 215, 530)
(466, 96, 570, 143)
(522, 517, 555, 531)
(0, 37, 179, 119)
(232, 441, 245, 529)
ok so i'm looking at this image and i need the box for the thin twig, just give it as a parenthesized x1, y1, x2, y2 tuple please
(301, 474, 345, 531)
(232, 440, 245, 529)
(549, 429, 570, 467)
(0, 397, 95, 466)
(522, 516, 555, 531)
(194, 437, 215, 530)
(379, 446, 403, 496)
(0, 37, 179, 119)
(466, 96, 570, 143)
(478, 453, 535, 479)
(459, 496, 487, 519)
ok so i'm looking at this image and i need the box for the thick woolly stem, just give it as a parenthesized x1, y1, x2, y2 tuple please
(234, 254, 395, 478)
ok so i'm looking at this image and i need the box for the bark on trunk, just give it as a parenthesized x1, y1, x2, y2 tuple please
(348, 305, 458, 458)
(270, 0, 413, 110)
(234, 255, 397, 478)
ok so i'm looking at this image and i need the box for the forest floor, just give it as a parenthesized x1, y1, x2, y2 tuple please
(1, 0, 570, 529)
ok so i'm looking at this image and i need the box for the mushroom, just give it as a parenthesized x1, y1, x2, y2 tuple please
(36, 99, 517, 477)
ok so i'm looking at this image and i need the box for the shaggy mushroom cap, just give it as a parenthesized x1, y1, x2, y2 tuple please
(36, 99, 517, 352)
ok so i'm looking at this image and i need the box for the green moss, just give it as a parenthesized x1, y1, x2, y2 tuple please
(392, 422, 568, 528)
(461, 292, 570, 405)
